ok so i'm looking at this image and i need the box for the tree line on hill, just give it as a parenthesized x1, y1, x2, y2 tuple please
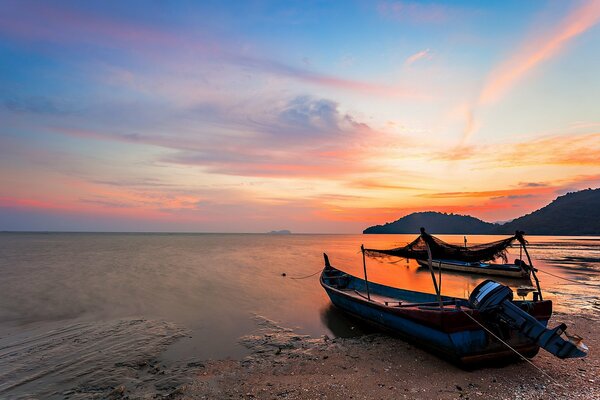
(363, 188, 600, 235)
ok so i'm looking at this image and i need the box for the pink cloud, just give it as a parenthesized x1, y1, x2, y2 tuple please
(480, 1, 600, 105)
(0, 2, 417, 100)
(404, 49, 432, 66)
(462, 1, 600, 142)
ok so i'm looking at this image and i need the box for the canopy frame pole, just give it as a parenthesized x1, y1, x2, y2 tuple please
(522, 241, 543, 301)
(519, 242, 523, 262)
(425, 242, 444, 309)
(361, 244, 371, 301)
(515, 231, 543, 301)
(438, 259, 442, 294)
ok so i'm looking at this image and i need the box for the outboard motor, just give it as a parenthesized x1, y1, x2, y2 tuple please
(469, 280, 587, 359)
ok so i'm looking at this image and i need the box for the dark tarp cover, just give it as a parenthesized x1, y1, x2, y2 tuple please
(364, 228, 525, 263)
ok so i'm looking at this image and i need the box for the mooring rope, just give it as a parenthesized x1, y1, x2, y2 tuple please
(286, 269, 323, 280)
(536, 268, 600, 288)
(460, 310, 563, 387)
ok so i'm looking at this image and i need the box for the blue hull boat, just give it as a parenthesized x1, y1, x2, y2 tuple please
(320, 254, 586, 364)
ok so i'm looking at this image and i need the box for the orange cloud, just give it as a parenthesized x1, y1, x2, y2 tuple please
(350, 181, 424, 191)
(418, 186, 555, 200)
(437, 132, 600, 167)
(494, 132, 600, 167)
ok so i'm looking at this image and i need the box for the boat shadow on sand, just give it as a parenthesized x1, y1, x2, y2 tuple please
(319, 303, 541, 371)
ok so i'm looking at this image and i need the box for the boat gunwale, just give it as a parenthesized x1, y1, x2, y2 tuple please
(320, 264, 552, 333)
(415, 259, 530, 278)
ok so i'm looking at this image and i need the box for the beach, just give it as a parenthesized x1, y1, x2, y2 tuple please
(4, 2, 600, 397)
(183, 313, 599, 400)
(3, 313, 597, 399)
(0, 233, 598, 399)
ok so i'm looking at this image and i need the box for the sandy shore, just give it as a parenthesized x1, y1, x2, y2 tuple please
(12, 312, 595, 399)
(160, 312, 599, 400)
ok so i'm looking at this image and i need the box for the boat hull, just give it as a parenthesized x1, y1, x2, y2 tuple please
(321, 265, 550, 364)
(416, 259, 529, 278)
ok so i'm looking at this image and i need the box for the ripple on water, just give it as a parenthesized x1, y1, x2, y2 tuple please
(0, 318, 193, 399)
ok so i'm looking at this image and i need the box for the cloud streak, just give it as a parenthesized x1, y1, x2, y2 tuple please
(464, 0, 600, 141)
(435, 132, 600, 167)
(0, 1, 416, 100)
(49, 95, 392, 179)
(480, 1, 600, 105)
(405, 49, 431, 66)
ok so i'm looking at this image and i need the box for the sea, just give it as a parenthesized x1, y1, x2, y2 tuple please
(0, 233, 598, 398)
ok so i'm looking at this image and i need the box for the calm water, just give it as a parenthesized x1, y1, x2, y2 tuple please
(0, 233, 599, 397)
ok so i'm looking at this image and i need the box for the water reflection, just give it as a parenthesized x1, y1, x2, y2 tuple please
(0, 232, 597, 360)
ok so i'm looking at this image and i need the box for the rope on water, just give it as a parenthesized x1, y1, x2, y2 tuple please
(285, 269, 323, 280)
(460, 310, 563, 387)
(537, 268, 600, 288)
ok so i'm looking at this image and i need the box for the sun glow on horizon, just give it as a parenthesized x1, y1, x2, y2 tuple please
(1, 0, 600, 233)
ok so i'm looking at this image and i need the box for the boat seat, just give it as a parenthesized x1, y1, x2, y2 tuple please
(352, 290, 402, 306)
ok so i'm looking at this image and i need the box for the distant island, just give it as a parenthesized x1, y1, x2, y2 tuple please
(364, 188, 600, 235)
(268, 230, 292, 235)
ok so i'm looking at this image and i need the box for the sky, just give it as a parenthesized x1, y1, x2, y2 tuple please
(1, 0, 599, 233)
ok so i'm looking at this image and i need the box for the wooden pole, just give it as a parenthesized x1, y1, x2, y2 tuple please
(438, 260, 442, 294)
(425, 242, 444, 309)
(522, 242, 543, 301)
(361, 244, 371, 301)
(519, 243, 523, 262)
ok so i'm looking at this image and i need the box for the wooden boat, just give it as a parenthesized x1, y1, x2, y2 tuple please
(416, 258, 530, 278)
(321, 256, 586, 364)
(321, 229, 587, 364)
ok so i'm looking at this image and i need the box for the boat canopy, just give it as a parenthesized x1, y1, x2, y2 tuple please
(364, 228, 525, 263)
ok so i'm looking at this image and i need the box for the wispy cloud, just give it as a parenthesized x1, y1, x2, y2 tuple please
(464, 0, 600, 141)
(494, 132, 600, 167)
(480, 1, 600, 105)
(436, 131, 600, 168)
(0, 1, 416, 100)
(518, 182, 547, 188)
(2, 96, 78, 115)
(418, 187, 552, 199)
(405, 49, 432, 66)
(50, 95, 393, 179)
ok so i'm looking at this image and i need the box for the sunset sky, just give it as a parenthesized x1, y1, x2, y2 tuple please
(1, 0, 599, 233)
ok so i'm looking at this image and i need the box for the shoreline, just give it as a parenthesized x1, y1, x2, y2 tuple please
(182, 312, 599, 400)
(2, 312, 598, 399)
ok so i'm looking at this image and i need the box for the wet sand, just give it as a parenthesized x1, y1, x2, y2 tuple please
(2, 313, 597, 399)
(178, 313, 599, 400)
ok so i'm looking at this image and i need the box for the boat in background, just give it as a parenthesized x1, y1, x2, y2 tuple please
(415, 258, 530, 278)
(320, 228, 588, 365)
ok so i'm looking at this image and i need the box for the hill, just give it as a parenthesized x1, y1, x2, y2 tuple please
(363, 211, 497, 234)
(497, 188, 600, 235)
(363, 188, 600, 235)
